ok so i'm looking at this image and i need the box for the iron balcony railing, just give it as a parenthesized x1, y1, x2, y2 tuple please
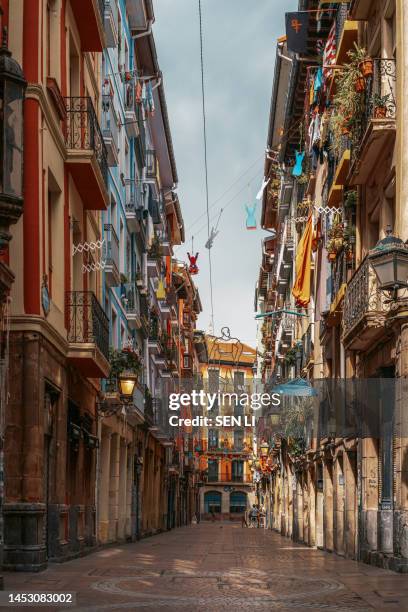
(66, 291, 109, 360)
(124, 78, 135, 112)
(136, 104, 146, 165)
(64, 96, 108, 186)
(103, 223, 119, 271)
(120, 282, 140, 317)
(101, 94, 119, 154)
(145, 149, 157, 180)
(343, 255, 391, 339)
(335, 2, 348, 49)
(331, 249, 347, 304)
(125, 181, 144, 213)
(350, 58, 397, 165)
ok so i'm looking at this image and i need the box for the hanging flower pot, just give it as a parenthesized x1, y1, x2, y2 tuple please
(125, 71, 132, 82)
(359, 58, 373, 78)
(346, 250, 354, 262)
(334, 237, 344, 250)
(328, 251, 337, 263)
(355, 76, 365, 93)
(374, 105, 387, 119)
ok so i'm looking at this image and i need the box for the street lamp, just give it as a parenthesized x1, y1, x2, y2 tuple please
(369, 227, 408, 301)
(260, 441, 269, 457)
(118, 370, 138, 403)
(0, 32, 27, 249)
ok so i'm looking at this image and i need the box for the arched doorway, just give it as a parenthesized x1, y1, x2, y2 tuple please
(204, 491, 222, 514)
(230, 491, 247, 514)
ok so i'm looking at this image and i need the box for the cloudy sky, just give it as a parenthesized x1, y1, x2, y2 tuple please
(153, 0, 296, 347)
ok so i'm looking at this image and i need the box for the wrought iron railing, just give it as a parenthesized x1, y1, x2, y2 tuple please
(101, 93, 119, 152)
(64, 96, 108, 186)
(331, 249, 347, 304)
(124, 78, 135, 112)
(103, 223, 119, 271)
(335, 2, 348, 49)
(343, 255, 391, 339)
(302, 323, 314, 366)
(135, 104, 146, 164)
(125, 181, 144, 213)
(66, 291, 109, 360)
(350, 58, 396, 165)
(120, 282, 140, 316)
(145, 149, 157, 180)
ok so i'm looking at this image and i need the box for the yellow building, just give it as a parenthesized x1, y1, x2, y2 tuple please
(197, 335, 257, 520)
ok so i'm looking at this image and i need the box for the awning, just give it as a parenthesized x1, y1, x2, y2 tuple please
(273, 377, 317, 397)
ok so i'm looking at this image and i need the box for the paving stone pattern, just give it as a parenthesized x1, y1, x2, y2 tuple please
(3, 524, 408, 611)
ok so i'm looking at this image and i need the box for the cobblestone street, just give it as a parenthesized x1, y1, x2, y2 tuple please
(2, 523, 408, 611)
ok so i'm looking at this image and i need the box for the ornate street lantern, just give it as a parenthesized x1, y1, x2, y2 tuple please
(369, 227, 408, 301)
(0, 34, 27, 249)
(118, 370, 138, 403)
(260, 441, 269, 456)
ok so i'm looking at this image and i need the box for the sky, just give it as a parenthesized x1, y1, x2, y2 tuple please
(153, 0, 297, 348)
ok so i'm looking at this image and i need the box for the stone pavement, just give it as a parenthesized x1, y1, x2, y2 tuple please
(2, 523, 408, 611)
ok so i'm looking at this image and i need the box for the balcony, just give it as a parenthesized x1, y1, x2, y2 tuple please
(335, 3, 358, 65)
(327, 135, 350, 204)
(64, 97, 109, 210)
(103, 224, 120, 287)
(145, 149, 157, 181)
(207, 473, 252, 484)
(70, 0, 105, 51)
(126, 0, 151, 32)
(349, 59, 396, 185)
(125, 182, 144, 233)
(66, 291, 110, 378)
(101, 94, 119, 167)
(349, 0, 372, 20)
(342, 256, 391, 351)
(124, 80, 138, 138)
(104, 0, 118, 48)
(120, 283, 141, 330)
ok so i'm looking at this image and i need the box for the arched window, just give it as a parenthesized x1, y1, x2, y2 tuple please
(204, 490, 222, 513)
(230, 491, 247, 513)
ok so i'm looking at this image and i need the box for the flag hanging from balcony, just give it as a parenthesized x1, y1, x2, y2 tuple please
(285, 12, 309, 54)
(292, 213, 313, 308)
(323, 21, 336, 81)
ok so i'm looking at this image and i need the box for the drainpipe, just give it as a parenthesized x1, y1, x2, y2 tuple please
(132, 20, 153, 40)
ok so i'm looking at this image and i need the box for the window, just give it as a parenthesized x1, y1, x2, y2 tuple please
(111, 308, 118, 348)
(230, 491, 247, 514)
(232, 460, 244, 482)
(208, 429, 218, 450)
(234, 429, 244, 451)
(207, 459, 219, 482)
(204, 491, 221, 514)
(183, 354, 190, 369)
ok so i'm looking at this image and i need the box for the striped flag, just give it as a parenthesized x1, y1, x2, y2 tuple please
(323, 22, 336, 80)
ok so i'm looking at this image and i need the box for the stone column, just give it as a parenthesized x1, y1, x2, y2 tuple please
(98, 429, 111, 544)
(108, 433, 120, 542)
(360, 437, 378, 560)
(323, 459, 334, 551)
(118, 439, 127, 540)
(396, 0, 408, 238)
(333, 454, 345, 555)
(344, 450, 357, 559)
(126, 446, 132, 538)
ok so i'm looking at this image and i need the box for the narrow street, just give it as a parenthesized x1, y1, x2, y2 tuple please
(2, 524, 408, 611)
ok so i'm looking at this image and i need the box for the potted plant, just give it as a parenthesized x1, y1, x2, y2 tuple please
(327, 239, 337, 262)
(344, 190, 357, 210)
(355, 75, 365, 93)
(372, 93, 390, 118)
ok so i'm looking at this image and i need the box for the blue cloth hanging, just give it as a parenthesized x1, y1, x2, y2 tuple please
(245, 203, 257, 230)
(292, 151, 305, 177)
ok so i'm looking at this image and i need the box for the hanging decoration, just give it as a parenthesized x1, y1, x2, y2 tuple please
(205, 208, 223, 250)
(82, 259, 106, 273)
(256, 177, 270, 200)
(187, 236, 199, 275)
(292, 150, 305, 177)
(156, 277, 166, 300)
(245, 202, 257, 230)
(187, 252, 199, 275)
(72, 238, 105, 256)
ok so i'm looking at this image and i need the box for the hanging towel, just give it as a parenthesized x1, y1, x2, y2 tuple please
(245, 203, 257, 230)
(292, 213, 314, 307)
(256, 178, 270, 200)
